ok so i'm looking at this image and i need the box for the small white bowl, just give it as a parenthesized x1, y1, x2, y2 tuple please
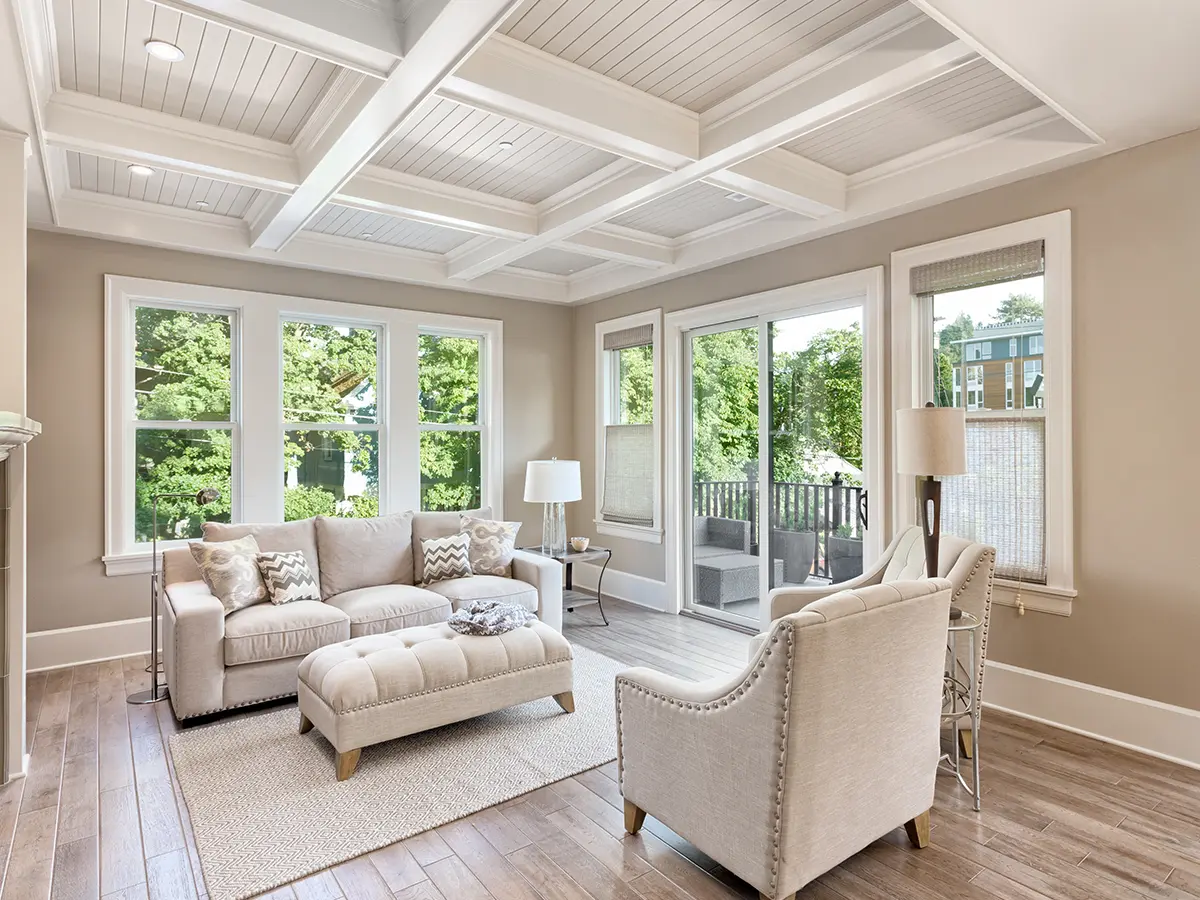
(570, 537, 590, 552)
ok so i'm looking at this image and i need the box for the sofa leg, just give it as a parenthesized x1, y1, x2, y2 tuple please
(760, 894, 797, 900)
(554, 691, 575, 713)
(904, 810, 931, 849)
(299, 713, 314, 735)
(958, 728, 973, 759)
(624, 800, 646, 835)
(336, 749, 361, 781)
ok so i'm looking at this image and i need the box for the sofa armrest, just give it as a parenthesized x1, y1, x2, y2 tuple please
(162, 581, 226, 719)
(511, 550, 563, 632)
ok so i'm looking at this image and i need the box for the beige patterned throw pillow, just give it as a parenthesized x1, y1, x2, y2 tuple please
(189, 534, 267, 615)
(460, 516, 521, 577)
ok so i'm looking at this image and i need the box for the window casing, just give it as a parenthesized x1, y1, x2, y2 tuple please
(104, 277, 502, 574)
(890, 212, 1075, 614)
(595, 309, 662, 543)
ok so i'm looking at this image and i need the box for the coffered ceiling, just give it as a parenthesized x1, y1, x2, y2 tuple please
(4, 0, 1200, 304)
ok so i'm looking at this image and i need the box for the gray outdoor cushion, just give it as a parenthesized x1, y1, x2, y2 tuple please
(223, 600, 349, 666)
(411, 507, 491, 579)
(315, 512, 416, 598)
(325, 584, 451, 637)
(424, 575, 538, 612)
(203, 520, 320, 584)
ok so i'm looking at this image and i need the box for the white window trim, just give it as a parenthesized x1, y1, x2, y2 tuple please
(594, 309, 663, 544)
(890, 211, 1075, 615)
(103, 275, 503, 575)
(663, 267, 885, 628)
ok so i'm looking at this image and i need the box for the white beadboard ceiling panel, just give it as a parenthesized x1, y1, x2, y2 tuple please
(508, 246, 605, 276)
(304, 205, 476, 254)
(609, 182, 764, 238)
(53, 0, 342, 143)
(371, 97, 617, 203)
(501, 0, 907, 112)
(66, 150, 263, 216)
(784, 58, 1044, 173)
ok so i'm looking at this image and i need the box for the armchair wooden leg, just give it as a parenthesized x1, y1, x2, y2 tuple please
(624, 800, 646, 835)
(299, 713, 314, 734)
(958, 728, 973, 759)
(554, 691, 575, 713)
(760, 894, 797, 900)
(904, 810, 931, 849)
(336, 749, 361, 782)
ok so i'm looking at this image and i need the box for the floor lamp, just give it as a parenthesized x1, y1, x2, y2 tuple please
(128, 488, 221, 706)
(895, 403, 967, 583)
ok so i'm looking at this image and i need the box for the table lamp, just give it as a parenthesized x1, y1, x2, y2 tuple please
(895, 403, 967, 579)
(524, 459, 581, 556)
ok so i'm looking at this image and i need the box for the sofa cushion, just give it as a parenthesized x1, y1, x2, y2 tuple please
(325, 584, 451, 637)
(204, 520, 320, 583)
(424, 575, 538, 612)
(412, 506, 491, 580)
(460, 515, 520, 577)
(189, 535, 267, 615)
(224, 600, 350, 666)
(315, 512, 416, 598)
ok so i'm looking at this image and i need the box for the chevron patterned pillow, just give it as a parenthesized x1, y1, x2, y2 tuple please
(256, 550, 321, 604)
(420, 532, 473, 584)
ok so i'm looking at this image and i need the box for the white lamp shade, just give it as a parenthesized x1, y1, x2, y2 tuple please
(895, 407, 967, 476)
(524, 459, 581, 503)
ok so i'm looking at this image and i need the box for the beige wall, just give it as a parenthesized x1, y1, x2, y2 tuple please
(26, 231, 575, 633)
(573, 128, 1200, 711)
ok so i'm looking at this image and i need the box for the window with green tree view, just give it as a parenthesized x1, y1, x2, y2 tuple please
(419, 333, 484, 511)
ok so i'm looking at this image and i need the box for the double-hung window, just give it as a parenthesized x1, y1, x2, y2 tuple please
(595, 310, 662, 542)
(105, 277, 502, 573)
(891, 212, 1074, 613)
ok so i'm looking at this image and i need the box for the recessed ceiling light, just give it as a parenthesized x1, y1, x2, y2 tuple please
(726, 192, 749, 202)
(127, 164, 155, 177)
(145, 40, 186, 63)
(497, 140, 514, 151)
(361, 233, 374, 239)
(194, 200, 209, 209)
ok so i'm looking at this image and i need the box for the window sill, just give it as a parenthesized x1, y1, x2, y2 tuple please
(595, 521, 663, 544)
(103, 553, 157, 577)
(992, 579, 1075, 617)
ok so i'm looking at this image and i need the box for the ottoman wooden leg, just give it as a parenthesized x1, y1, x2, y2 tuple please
(904, 810, 931, 849)
(554, 691, 575, 713)
(299, 713, 314, 734)
(336, 749, 361, 781)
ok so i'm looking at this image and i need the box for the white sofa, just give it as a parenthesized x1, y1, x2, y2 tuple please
(161, 507, 562, 720)
(617, 579, 953, 900)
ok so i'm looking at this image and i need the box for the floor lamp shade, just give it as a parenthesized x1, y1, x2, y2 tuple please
(895, 406, 967, 581)
(524, 460, 580, 555)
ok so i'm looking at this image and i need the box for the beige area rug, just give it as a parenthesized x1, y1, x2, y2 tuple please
(169, 644, 629, 900)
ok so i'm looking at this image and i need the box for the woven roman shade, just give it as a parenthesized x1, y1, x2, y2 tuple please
(603, 324, 653, 352)
(911, 240, 1044, 295)
(940, 417, 1047, 583)
(601, 424, 654, 527)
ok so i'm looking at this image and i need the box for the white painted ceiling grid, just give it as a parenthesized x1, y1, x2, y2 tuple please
(508, 246, 606, 275)
(10, 0, 1145, 303)
(66, 150, 263, 216)
(53, 0, 342, 142)
(371, 97, 618, 203)
(785, 58, 1045, 173)
(501, 0, 908, 111)
(610, 182, 766, 238)
(304, 206, 476, 253)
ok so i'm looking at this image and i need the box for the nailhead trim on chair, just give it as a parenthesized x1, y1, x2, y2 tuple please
(614, 621, 796, 897)
(178, 691, 299, 719)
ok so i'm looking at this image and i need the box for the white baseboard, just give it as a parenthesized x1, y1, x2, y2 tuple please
(984, 660, 1200, 770)
(27, 617, 154, 672)
(573, 563, 669, 613)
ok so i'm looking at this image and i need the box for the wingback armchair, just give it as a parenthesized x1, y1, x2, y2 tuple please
(617, 579, 953, 900)
(761, 525, 996, 755)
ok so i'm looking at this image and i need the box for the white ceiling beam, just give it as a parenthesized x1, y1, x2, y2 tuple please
(146, 0, 403, 77)
(249, 0, 523, 252)
(43, 91, 300, 192)
(561, 225, 674, 269)
(710, 152, 846, 218)
(450, 23, 973, 281)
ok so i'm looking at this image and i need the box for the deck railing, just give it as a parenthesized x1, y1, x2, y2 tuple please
(693, 479, 865, 580)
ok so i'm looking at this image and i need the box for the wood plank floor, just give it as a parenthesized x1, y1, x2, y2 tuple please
(3, 598, 1200, 900)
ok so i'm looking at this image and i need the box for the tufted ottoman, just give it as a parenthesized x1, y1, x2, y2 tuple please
(296, 621, 574, 780)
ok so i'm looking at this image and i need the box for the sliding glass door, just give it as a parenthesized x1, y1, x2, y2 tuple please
(683, 303, 871, 629)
